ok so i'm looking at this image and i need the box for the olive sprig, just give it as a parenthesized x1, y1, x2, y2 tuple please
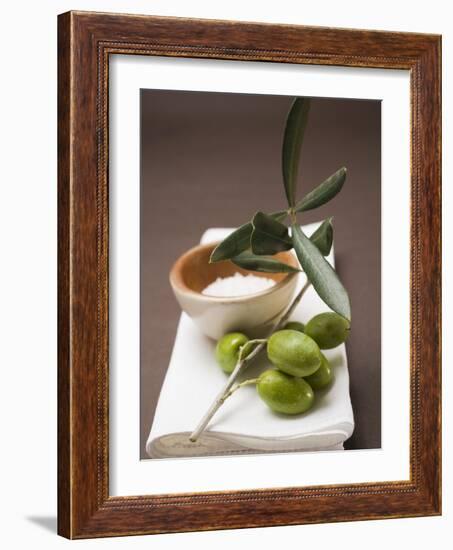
(189, 278, 311, 442)
(210, 97, 350, 322)
(190, 98, 351, 442)
(190, 309, 349, 441)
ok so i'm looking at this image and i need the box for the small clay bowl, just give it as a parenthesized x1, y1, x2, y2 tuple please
(169, 242, 299, 340)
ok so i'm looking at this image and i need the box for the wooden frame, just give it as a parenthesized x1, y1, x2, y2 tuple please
(58, 10, 441, 539)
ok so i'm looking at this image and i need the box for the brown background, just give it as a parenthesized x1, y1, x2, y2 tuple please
(140, 90, 381, 458)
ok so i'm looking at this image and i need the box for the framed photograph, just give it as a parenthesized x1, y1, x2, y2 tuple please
(58, 11, 441, 538)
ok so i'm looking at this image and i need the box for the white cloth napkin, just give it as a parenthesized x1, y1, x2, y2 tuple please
(146, 224, 354, 458)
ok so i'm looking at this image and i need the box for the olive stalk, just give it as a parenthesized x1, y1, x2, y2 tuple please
(222, 378, 260, 401)
(189, 278, 311, 442)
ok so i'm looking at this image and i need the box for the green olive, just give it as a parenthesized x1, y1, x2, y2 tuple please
(267, 329, 322, 377)
(304, 353, 333, 390)
(215, 332, 249, 373)
(283, 321, 305, 333)
(304, 312, 350, 350)
(257, 369, 314, 415)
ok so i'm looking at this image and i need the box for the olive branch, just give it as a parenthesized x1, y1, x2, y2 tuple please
(190, 97, 350, 442)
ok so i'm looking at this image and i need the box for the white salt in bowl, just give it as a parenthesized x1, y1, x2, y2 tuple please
(169, 242, 299, 340)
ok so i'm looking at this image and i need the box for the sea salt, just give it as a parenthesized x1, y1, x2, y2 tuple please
(202, 272, 275, 297)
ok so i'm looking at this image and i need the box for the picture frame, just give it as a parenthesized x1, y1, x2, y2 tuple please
(57, 10, 441, 539)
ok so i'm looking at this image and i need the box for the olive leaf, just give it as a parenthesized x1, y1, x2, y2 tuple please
(251, 211, 293, 256)
(295, 167, 347, 213)
(210, 210, 287, 263)
(292, 224, 350, 320)
(209, 221, 254, 263)
(282, 98, 311, 207)
(309, 218, 334, 256)
(232, 251, 300, 273)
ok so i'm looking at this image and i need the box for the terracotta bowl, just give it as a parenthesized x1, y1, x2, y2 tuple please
(169, 242, 299, 340)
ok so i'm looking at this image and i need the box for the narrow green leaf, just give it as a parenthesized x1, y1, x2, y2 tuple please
(251, 211, 292, 255)
(209, 221, 253, 263)
(292, 224, 351, 320)
(270, 209, 288, 221)
(282, 98, 311, 207)
(309, 218, 334, 256)
(210, 210, 287, 263)
(232, 251, 300, 274)
(295, 167, 347, 213)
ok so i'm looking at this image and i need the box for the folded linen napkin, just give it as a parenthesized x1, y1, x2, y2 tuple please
(146, 224, 354, 458)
